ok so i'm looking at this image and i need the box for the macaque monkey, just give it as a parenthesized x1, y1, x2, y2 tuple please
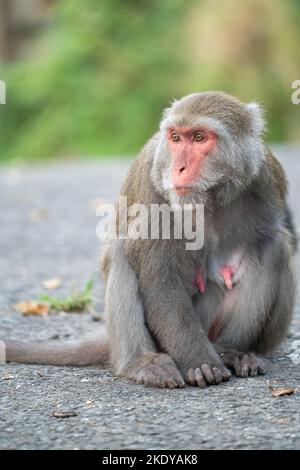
(3, 92, 297, 389)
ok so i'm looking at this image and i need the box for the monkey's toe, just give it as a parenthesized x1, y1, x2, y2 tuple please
(220, 350, 267, 377)
(127, 353, 185, 389)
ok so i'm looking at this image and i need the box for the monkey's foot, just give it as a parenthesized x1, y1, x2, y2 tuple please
(125, 353, 185, 389)
(186, 363, 231, 388)
(218, 349, 267, 377)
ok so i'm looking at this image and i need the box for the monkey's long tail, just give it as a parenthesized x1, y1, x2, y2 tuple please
(0, 337, 110, 366)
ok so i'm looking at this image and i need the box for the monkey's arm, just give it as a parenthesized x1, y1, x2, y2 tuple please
(136, 242, 231, 386)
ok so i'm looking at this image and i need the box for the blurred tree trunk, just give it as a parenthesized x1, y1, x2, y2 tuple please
(0, 0, 15, 61)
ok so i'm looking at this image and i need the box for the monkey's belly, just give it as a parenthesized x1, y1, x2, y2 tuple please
(194, 267, 271, 351)
(193, 249, 253, 346)
(194, 283, 239, 341)
(207, 287, 240, 342)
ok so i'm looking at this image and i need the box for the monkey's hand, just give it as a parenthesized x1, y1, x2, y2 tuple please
(217, 348, 267, 377)
(185, 361, 231, 388)
(182, 344, 231, 388)
(124, 353, 185, 389)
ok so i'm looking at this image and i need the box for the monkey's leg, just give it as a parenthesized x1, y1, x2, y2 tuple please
(254, 239, 296, 354)
(205, 253, 268, 376)
(192, 284, 262, 378)
(213, 232, 296, 377)
(105, 240, 185, 388)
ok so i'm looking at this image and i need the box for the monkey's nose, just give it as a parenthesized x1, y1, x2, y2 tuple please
(175, 166, 188, 181)
(172, 166, 192, 193)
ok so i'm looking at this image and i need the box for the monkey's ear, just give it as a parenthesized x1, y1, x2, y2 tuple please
(160, 98, 178, 129)
(162, 106, 172, 120)
(160, 106, 172, 130)
(245, 102, 266, 136)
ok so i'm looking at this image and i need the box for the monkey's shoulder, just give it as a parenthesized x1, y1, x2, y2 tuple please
(260, 149, 288, 200)
(120, 133, 160, 206)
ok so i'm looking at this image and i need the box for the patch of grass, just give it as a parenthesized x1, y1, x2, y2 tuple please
(39, 278, 94, 312)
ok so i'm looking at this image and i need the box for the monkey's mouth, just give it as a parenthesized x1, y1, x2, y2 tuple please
(175, 186, 193, 196)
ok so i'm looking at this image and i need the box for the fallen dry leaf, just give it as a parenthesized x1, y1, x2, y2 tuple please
(14, 301, 49, 316)
(270, 417, 290, 424)
(269, 386, 295, 397)
(42, 278, 62, 290)
(52, 410, 77, 419)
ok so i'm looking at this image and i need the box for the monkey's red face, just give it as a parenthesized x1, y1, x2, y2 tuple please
(167, 127, 217, 196)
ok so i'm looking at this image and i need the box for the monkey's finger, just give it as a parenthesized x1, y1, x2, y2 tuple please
(219, 351, 240, 373)
(167, 367, 185, 387)
(233, 356, 241, 376)
(249, 363, 258, 377)
(257, 364, 267, 375)
(165, 377, 180, 389)
(248, 353, 258, 376)
(239, 354, 250, 377)
(169, 374, 185, 388)
(201, 364, 216, 385)
(161, 365, 185, 387)
(175, 378, 186, 388)
(212, 367, 223, 384)
(221, 367, 232, 381)
(187, 368, 196, 386)
(177, 377, 186, 388)
(194, 368, 206, 388)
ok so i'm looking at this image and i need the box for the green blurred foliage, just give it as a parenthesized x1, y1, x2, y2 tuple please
(0, 0, 300, 161)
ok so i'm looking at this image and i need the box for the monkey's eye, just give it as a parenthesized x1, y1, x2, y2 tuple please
(171, 132, 180, 142)
(193, 132, 205, 142)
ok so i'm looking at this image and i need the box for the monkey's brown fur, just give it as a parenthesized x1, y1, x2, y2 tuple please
(3, 92, 297, 389)
(102, 92, 296, 387)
